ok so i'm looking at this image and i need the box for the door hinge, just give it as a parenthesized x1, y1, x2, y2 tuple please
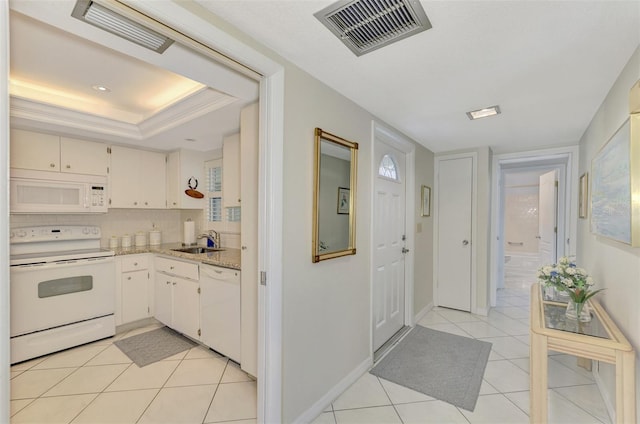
(555, 180, 558, 187)
(260, 271, 267, 286)
(197, 287, 201, 294)
(554, 227, 557, 233)
(107, 166, 110, 174)
(109, 198, 112, 205)
(147, 306, 150, 313)
(198, 329, 201, 336)
(107, 146, 111, 154)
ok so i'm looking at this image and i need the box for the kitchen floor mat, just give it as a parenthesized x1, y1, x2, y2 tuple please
(114, 326, 197, 367)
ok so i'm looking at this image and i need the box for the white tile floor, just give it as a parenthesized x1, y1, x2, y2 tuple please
(9, 323, 257, 424)
(10, 280, 611, 423)
(312, 285, 612, 424)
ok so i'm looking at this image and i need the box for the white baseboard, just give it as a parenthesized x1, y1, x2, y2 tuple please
(592, 361, 615, 423)
(475, 306, 489, 317)
(293, 357, 372, 424)
(413, 302, 433, 325)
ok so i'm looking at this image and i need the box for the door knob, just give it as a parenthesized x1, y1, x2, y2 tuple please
(462, 240, 469, 246)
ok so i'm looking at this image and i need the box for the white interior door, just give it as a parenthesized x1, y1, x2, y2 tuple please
(437, 156, 473, 312)
(538, 170, 558, 266)
(373, 141, 406, 352)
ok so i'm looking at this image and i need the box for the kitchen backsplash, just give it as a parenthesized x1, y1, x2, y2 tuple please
(11, 209, 241, 249)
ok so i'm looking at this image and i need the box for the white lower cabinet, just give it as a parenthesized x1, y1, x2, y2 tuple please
(154, 257, 200, 341)
(200, 264, 241, 363)
(116, 254, 152, 326)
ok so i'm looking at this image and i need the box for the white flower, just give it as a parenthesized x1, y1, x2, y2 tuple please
(565, 267, 577, 275)
(559, 257, 570, 265)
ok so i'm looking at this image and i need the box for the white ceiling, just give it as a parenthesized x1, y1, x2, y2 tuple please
(8, 1, 640, 155)
(8, 0, 260, 152)
(200, 0, 640, 153)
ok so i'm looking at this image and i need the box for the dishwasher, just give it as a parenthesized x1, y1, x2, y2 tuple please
(199, 263, 241, 363)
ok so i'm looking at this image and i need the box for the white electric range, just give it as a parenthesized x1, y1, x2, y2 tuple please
(10, 225, 116, 364)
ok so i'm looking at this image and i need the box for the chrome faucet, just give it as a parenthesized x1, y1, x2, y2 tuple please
(198, 230, 220, 248)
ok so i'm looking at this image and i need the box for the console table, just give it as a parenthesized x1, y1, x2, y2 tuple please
(530, 283, 636, 423)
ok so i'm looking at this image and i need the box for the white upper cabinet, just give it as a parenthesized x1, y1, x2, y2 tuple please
(109, 145, 166, 209)
(60, 137, 108, 176)
(223, 133, 241, 208)
(167, 149, 206, 209)
(10, 129, 108, 176)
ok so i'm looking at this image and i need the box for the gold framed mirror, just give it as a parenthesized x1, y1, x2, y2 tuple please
(312, 128, 358, 262)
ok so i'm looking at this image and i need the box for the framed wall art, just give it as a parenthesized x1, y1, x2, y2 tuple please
(590, 116, 640, 246)
(579, 173, 588, 219)
(337, 187, 350, 214)
(421, 185, 431, 217)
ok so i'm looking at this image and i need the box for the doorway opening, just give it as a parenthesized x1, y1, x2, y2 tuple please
(490, 147, 579, 307)
(501, 167, 560, 291)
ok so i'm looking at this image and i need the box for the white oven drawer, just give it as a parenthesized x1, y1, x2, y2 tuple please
(10, 256, 115, 337)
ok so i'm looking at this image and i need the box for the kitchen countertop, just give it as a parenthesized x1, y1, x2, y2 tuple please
(111, 243, 241, 270)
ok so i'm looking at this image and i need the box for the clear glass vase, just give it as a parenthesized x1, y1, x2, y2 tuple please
(565, 299, 591, 322)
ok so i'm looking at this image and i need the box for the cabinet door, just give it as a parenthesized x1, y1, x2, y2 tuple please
(60, 137, 108, 176)
(166, 151, 180, 208)
(10, 129, 60, 171)
(167, 149, 206, 209)
(223, 133, 241, 207)
(122, 270, 149, 324)
(139, 150, 166, 208)
(154, 276, 173, 327)
(109, 145, 140, 208)
(172, 277, 200, 340)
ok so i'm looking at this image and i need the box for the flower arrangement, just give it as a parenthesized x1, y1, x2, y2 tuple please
(537, 256, 603, 304)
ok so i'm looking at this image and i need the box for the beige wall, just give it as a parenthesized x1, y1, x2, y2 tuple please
(275, 61, 436, 420)
(577, 45, 640, 413)
(414, 145, 435, 315)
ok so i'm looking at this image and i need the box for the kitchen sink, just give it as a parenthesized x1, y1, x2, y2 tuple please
(172, 247, 225, 254)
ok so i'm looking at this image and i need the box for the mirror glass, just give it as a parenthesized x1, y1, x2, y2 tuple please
(313, 128, 358, 262)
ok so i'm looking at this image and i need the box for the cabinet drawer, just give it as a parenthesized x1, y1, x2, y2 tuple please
(155, 257, 199, 280)
(121, 255, 149, 272)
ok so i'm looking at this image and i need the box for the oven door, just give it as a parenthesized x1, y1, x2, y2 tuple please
(10, 256, 115, 337)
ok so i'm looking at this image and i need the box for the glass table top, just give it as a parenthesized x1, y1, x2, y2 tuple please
(540, 286, 609, 339)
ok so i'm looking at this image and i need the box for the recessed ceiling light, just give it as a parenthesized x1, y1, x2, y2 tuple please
(92, 85, 111, 93)
(467, 105, 501, 120)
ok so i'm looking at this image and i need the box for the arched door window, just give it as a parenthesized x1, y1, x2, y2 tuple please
(378, 154, 400, 181)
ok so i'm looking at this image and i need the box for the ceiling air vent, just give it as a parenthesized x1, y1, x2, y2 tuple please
(71, 0, 174, 53)
(314, 0, 431, 56)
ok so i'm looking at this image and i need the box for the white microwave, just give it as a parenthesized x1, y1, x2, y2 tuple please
(10, 169, 108, 214)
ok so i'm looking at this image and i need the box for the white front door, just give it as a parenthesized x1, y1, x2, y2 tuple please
(373, 141, 406, 352)
(437, 156, 473, 312)
(538, 170, 558, 266)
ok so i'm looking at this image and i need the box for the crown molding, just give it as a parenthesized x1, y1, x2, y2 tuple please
(9, 87, 237, 141)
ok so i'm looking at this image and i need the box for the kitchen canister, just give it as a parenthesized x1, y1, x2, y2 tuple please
(135, 231, 147, 247)
(149, 229, 162, 246)
(121, 234, 132, 248)
(108, 236, 119, 249)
